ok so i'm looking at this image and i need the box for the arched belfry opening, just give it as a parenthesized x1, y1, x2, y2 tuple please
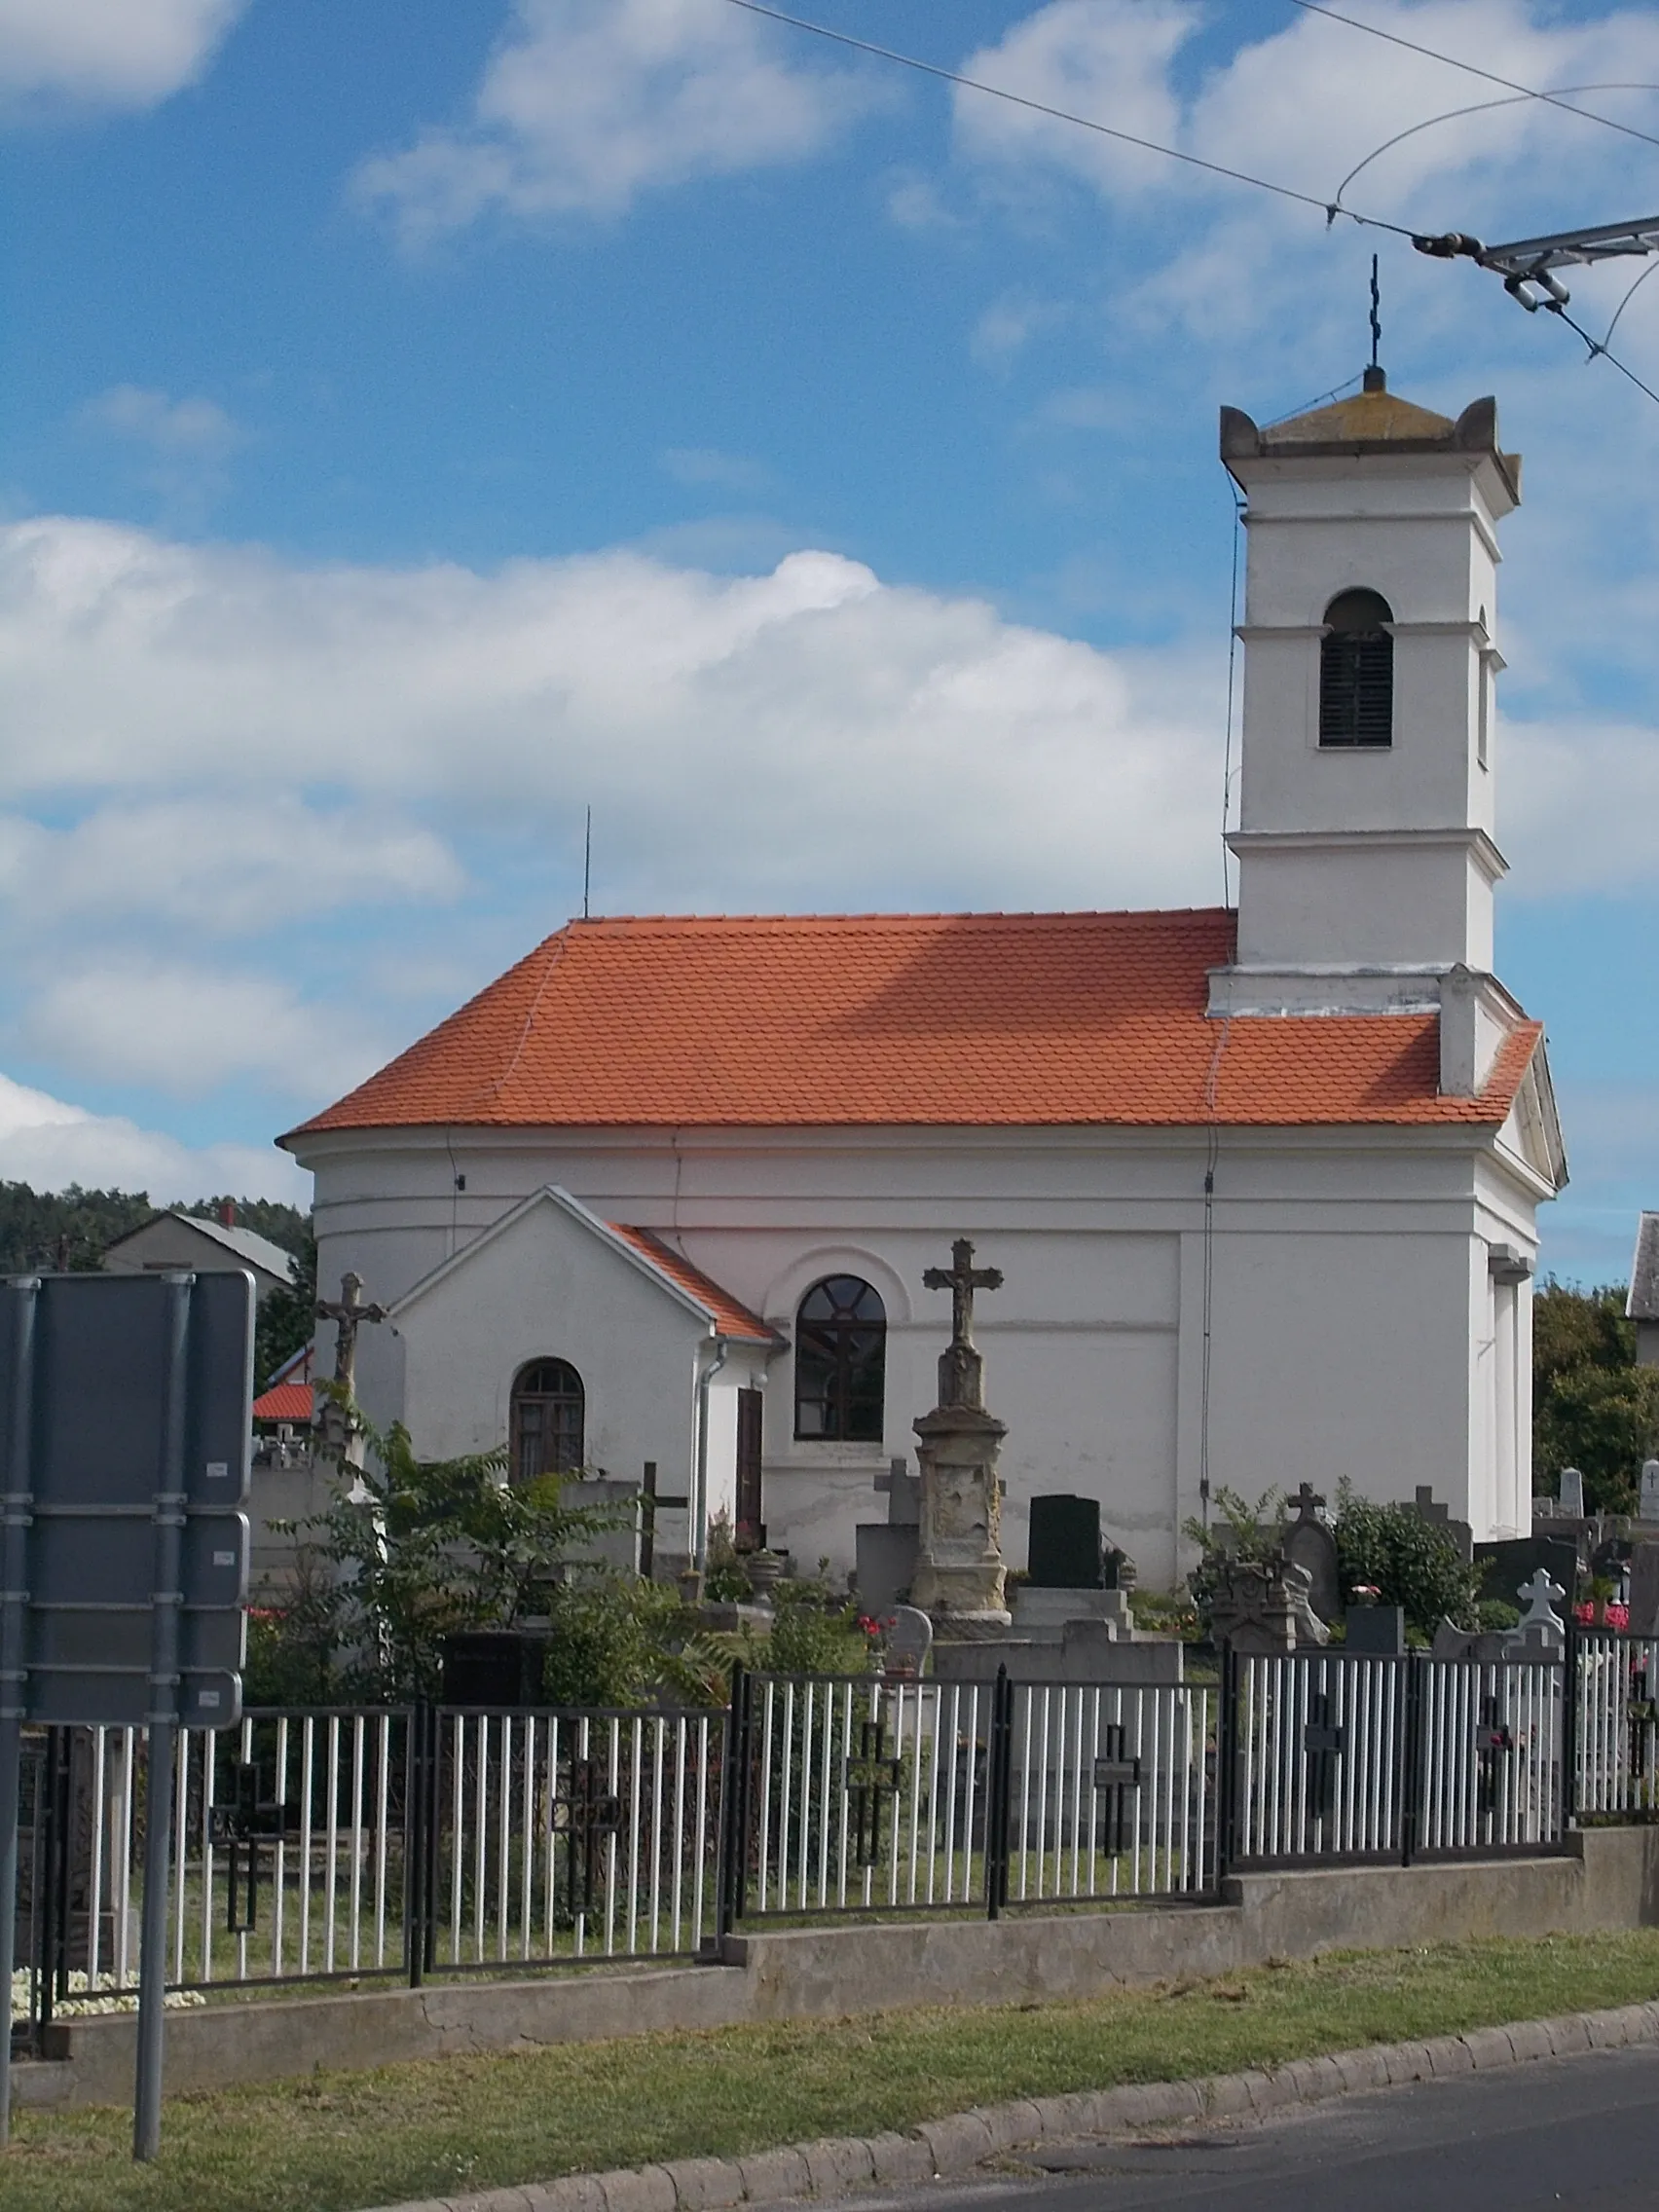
(1318, 588, 1393, 749)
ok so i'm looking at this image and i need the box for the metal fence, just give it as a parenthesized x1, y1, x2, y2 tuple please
(1223, 1648, 1567, 1869)
(19, 1633, 1659, 2050)
(1002, 1680, 1217, 1905)
(1573, 1629, 1659, 1822)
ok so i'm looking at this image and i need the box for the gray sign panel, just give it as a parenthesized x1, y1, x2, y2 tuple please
(1, 1270, 253, 1728)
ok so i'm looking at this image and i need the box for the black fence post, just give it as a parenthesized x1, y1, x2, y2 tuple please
(37, 1727, 70, 2037)
(984, 1666, 1013, 1921)
(1400, 1654, 1423, 1867)
(1561, 1626, 1579, 1836)
(406, 1700, 430, 1989)
(1214, 1642, 1235, 1888)
(716, 1667, 749, 1941)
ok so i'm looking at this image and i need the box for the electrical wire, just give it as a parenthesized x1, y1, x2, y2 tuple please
(1603, 260, 1659, 351)
(720, 0, 1420, 236)
(1553, 305, 1659, 405)
(1335, 85, 1659, 213)
(1282, 0, 1659, 158)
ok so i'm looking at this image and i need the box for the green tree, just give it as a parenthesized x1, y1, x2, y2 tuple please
(1533, 1280, 1659, 1514)
(254, 1229, 316, 1386)
(1332, 1487, 1482, 1641)
(303, 1400, 638, 1700)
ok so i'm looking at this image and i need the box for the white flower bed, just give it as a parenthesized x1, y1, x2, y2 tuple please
(11, 1968, 205, 2022)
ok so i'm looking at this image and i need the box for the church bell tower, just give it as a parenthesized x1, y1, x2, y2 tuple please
(1210, 370, 1524, 1086)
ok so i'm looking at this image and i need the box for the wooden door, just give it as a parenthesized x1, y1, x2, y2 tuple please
(735, 1387, 764, 1550)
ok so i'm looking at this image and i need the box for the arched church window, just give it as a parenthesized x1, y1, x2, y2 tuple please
(1319, 588, 1393, 749)
(510, 1358, 585, 1482)
(794, 1276, 886, 1442)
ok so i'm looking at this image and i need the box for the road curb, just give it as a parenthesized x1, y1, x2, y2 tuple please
(366, 1998, 1659, 2212)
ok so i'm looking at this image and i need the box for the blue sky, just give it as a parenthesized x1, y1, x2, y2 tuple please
(0, 0, 1655, 1280)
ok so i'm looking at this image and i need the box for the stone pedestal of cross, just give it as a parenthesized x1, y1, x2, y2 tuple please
(313, 1271, 387, 1474)
(910, 1238, 1011, 1623)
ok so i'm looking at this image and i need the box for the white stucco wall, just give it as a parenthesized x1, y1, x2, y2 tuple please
(296, 1118, 1546, 1590)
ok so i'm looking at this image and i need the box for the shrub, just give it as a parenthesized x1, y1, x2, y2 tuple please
(1332, 1484, 1482, 1641)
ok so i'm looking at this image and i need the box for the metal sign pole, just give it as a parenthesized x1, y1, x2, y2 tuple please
(0, 1277, 36, 2152)
(132, 1274, 192, 2164)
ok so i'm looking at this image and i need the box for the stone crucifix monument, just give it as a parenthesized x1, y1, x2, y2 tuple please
(910, 1237, 1011, 1623)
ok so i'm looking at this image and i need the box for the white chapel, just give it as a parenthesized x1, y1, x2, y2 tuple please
(282, 375, 1566, 1591)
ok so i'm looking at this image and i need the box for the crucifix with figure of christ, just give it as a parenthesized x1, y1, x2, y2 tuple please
(313, 1271, 387, 1464)
(922, 1237, 1003, 1411)
(910, 1236, 1011, 1620)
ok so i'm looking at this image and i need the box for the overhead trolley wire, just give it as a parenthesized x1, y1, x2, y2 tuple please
(1282, 0, 1659, 160)
(722, 0, 1659, 409)
(720, 0, 1419, 237)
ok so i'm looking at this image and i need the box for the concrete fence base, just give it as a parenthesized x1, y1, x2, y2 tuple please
(16, 1825, 1659, 2111)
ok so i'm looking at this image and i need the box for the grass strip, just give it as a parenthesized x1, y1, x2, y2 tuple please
(7, 1930, 1659, 2212)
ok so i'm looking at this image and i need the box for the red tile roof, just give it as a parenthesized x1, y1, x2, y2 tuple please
(252, 1381, 313, 1423)
(285, 911, 1539, 1137)
(608, 1224, 779, 1344)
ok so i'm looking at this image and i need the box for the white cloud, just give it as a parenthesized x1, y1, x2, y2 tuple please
(25, 961, 387, 1100)
(85, 386, 243, 460)
(0, 797, 463, 931)
(1501, 718, 1659, 897)
(0, 0, 244, 114)
(660, 447, 777, 496)
(353, 0, 884, 239)
(0, 515, 1230, 914)
(0, 1070, 307, 1203)
(956, 0, 1659, 228)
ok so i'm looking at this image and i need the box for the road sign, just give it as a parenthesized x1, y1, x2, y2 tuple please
(0, 1268, 254, 2160)
(0, 1270, 252, 1727)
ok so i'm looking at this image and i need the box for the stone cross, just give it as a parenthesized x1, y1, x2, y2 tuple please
(1290, 1483, 1326, 1522)
(922, 1238, 1003, 1411)
(1512, 1566, 1567, 1651)
(313, 1271, 387, 1464)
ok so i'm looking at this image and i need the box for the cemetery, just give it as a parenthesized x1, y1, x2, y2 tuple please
(10, 1236, 1659, 2122)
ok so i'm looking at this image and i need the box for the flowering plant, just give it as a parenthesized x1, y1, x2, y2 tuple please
(1573, 1600, 1630, 1630)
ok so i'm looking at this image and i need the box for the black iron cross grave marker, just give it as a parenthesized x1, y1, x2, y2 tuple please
(551, 1756, 623, 1917)
(1629, 1666, 1657, 1782)
(843, 1716, 903, 1869)
(1303, 1693, 1345, 1825)
(209, 1756, 301, 1935)
(1475, 1694, 1514, 1814)
(1091, 1724, 1143, 1856)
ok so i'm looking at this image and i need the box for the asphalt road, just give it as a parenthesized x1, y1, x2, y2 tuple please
(881, 2045, 1659, 2212)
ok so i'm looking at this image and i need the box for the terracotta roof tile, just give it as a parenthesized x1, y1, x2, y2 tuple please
(252, 1381, 313, 1423)
(608, 1225, 778, 1344)
(284, 911, 1539, 1137)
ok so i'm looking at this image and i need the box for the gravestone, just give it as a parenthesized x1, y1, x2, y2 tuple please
(885, 1604, 933, 1678)
(1345, 1603, 1406, 1655)
(1559, 1467, 1586, 1519)
(1408, 1484, 1474, 1563)
(1208, 1558, 1298, 1655)
(1028, 1493, 1108, 1588)
(1641, 1461, 1659, 1526)
(1432, 1621, 1511, 1664)
(1476, 1535, 1577, 1614)
(1509, 1566, 1567, 1654)
(1280, 1483, 1341, 1625)
(1629, 1542, 1659, 1637)
(854, 1456, 920, 1615)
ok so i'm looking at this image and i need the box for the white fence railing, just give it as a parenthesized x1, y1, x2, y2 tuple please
(1227, 1650, 1565, 1866)
(1005, 1681, 1216, 1902)
(1574, 1631, 1659, 1821)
